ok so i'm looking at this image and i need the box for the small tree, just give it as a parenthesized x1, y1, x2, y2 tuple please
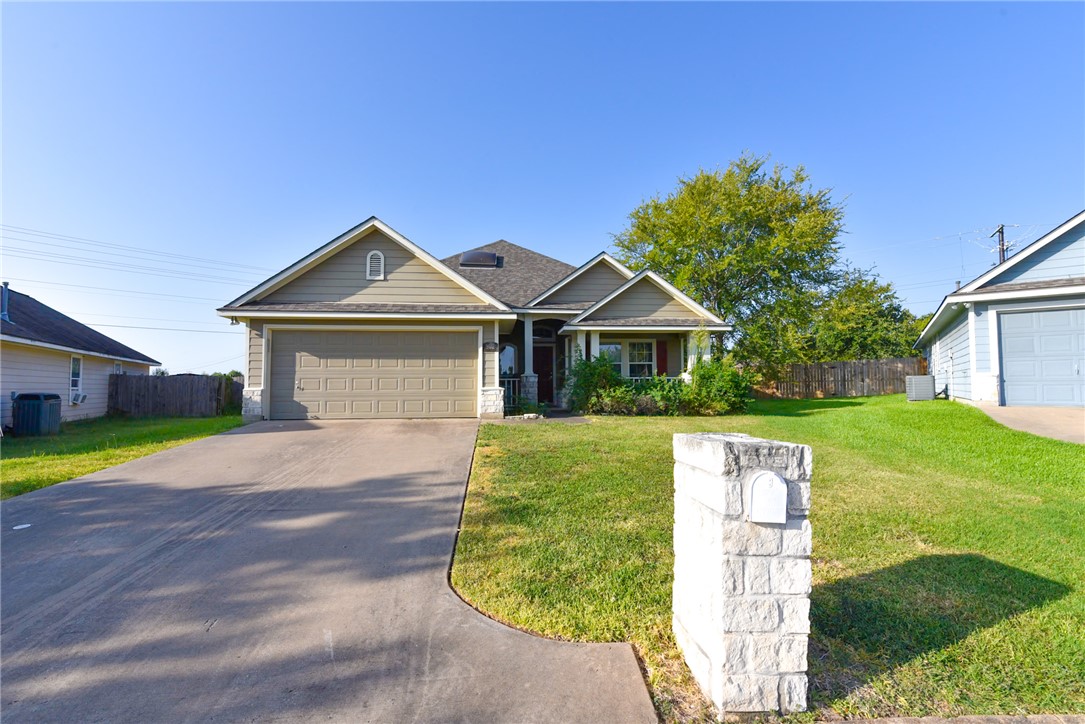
(152, 367, 169, 377)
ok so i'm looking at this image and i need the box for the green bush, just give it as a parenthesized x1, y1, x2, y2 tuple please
(566, 353, 754, 416)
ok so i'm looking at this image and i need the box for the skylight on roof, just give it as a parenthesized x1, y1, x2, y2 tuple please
(460, 251, 502, 268)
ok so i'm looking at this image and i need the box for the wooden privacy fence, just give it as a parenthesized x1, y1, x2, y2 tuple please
(109, 374, 243, 418)
(755, 357, 928, 399)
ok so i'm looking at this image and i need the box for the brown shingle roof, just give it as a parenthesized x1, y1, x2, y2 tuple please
(1, 287, 160, 364)
(442, 240, 576, 307)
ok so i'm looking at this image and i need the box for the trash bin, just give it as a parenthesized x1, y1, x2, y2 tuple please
(12, 393, 63, 436)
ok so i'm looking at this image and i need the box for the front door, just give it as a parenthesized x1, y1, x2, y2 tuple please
(533, 345, 555, 404)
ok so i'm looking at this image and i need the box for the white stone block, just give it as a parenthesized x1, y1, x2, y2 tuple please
(749, 635, 808, 673)
(720, 519, 782, 555)
(779, 674, 808, 713)
(780, 597, 811, 634)
(781, 517, 812, 556)
(721, 598, 779, 633)
(674, 433, 812, 481)
(771, 558, 812, 595)
(743, 558, 771, 594)
(718, 634, 751, 674)
(721, 674, 780, 712)
(674, 461, 743, 517)
(787, 480, 811, 515)
(721, 557, 744, 595)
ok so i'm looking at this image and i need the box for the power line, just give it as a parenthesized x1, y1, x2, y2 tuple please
(79, 312, 235, 326)
(2, 248, 254, 285)
(88, 324, 244, 335)
(3, 277, 224, 303)
(0, 223, 277, 273)
(177, 352, 246, 373)
(1, 234, 267, 278)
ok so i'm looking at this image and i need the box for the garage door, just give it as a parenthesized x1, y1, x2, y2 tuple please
(269, 330, 478, 419)
(999, 308, 1084, 406)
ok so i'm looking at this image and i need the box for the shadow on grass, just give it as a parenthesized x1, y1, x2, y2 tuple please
(750, 398, 865, 417)
(808, 553, 1070, 702)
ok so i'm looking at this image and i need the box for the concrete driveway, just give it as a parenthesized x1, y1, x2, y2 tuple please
(973, 402, 1085, 444)
(1, 420, 655, 723)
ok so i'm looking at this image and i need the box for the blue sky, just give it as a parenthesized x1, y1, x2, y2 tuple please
(3, 2, 1082, 373)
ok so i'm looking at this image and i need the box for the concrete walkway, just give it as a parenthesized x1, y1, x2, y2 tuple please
(1, 420, 655, 723)
(972, 402, 1085, 444)
(864, 717, 1085, 724)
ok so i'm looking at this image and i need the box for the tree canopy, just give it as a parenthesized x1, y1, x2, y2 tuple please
(612, 154, 845, 373)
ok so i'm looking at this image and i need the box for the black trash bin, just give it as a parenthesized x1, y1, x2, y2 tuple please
(12, 393, 63, 436)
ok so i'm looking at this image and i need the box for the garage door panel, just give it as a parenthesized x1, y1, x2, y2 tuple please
(269, 330, 478, 419)
(999, 308, 1084, 407)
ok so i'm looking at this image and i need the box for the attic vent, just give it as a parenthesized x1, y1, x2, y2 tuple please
(366, 250, 385, 280)
(460, 251, 502, 268)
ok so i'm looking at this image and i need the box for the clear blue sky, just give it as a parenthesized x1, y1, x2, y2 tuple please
(3, 2, 1082, 374)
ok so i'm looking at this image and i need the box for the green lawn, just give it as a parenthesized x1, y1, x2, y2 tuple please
(451, 396, 1085, 721)
(1, 415, 244, 499)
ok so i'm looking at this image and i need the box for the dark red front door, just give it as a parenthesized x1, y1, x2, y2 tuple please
(533, 346, 555, 404)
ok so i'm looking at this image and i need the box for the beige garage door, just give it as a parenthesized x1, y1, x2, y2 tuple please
(269, 330, 478, 419)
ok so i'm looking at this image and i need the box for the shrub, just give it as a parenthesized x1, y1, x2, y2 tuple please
(567, 355, 624, 413)
(588, 385, 636, 415)
(689, 357, 755, 414)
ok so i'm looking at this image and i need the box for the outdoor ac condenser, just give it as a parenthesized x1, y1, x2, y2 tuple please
(906, 375, 936, 402)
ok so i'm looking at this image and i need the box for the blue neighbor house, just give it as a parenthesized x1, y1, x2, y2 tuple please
(916, 210, 1085, 407)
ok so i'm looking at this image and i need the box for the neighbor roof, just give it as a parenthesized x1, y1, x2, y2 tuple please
(442, 240, 576, 308)
(1, 287, 160, 365)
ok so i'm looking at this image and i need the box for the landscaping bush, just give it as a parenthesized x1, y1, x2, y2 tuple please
(566, 354, 754, 416)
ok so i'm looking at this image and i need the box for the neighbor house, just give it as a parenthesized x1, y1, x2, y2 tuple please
(217, 217, 728, 421)
(0, 283, 161, 426)
(915, 210, 1084, 407)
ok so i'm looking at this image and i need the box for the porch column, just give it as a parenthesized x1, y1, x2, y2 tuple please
(589, 331, 601, 361)
(576, 331, 587, 360)
(521, 316, 538, 404)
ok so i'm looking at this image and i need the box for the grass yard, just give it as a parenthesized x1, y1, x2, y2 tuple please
(451, 396, 1085, 721)
(1, 415, 244, 499)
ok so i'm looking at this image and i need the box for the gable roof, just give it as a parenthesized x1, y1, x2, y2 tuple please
(223, 217, 509, 311)
(959, 209, 1085, 294)
(915, 209, 1085, 348)
(0, 286, 160, 365)
(525, 252, 635, 307)
(442, 240, 576, 308)
(564, 270, 728, 329)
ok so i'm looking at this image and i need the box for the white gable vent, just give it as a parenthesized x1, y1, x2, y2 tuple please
(366, 250, 385, 280)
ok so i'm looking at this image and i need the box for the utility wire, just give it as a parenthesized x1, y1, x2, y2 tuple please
(0, 223, 277, 273)
(2, 249, 253, 285)
(2, 243, 256, 283)
(3, 277, 224, 302)
(79, 312, 235, 326)
(88, 324, 244, 335)
(178, 352, 246, 373)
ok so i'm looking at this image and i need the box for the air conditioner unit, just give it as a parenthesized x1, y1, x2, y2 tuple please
(70, 392, 88, 405)
(906, 375, 936, 402)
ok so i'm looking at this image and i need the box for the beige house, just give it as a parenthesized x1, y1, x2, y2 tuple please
(217, 217, 729, 421)
(0, 283, 159, 427)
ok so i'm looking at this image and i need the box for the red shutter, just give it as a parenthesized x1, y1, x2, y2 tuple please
(656, 340, 668, 376)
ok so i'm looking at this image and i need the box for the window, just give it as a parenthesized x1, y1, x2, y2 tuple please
(628, 341, 654, 378)
(70, 356, 82, 392)
(499, 343, 518, 376)
(366, 250, 385, 280)
(598, 343, 623, 377)
(114, 361, 123, 375)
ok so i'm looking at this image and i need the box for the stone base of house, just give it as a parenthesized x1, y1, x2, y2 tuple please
(480, 387, 505, 419)
(242, 388, 263, 424)
(520, 374, 538, 404)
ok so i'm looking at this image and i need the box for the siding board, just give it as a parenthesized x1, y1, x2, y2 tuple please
(545, 263, 629, 305)
(986, 221, 1085, 286)
(586, 279, 701, 320)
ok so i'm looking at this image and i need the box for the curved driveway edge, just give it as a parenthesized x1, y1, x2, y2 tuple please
(1, 419, 656, 723)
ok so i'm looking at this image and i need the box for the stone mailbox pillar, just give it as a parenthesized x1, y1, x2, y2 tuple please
(672, 433, 812, 715)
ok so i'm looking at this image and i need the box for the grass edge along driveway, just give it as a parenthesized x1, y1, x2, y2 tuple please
(450, 396, 1085, 722)
(1, 415, 244, 499)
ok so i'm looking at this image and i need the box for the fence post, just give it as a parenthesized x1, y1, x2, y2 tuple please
(672, 433, 813, 715)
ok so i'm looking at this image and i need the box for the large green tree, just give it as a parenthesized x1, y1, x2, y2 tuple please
(612, 154, 845, 374)
(805, 270, 929, 361)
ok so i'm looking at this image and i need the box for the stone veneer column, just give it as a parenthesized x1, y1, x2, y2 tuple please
(672, 432, 813, 715)
(519, 373, 539, 404)
(479, 387, 505, 419)
(242, 388, 263, 424)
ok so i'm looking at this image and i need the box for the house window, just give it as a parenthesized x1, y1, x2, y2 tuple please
(70, 356, 83, 392)
(366, 250, 385, 280)
(114, 361, 123, 375)
(499, 343, 518, 376)
(628, 341, 654, 378)
(598, 343, 623, 377)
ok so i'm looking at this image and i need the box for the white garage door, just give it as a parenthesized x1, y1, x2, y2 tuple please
(999, 308, 1084, 407)
(269, 330, 478, 419)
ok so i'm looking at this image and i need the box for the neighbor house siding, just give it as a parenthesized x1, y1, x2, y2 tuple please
(986, 221, 1085, 287)
(929, 312, 971, 400)
(0, 342, 149, 427)
(973, 303, 990, 373)
(262, 230, 488, 306)
(586, 280, 702, 320)
(544, 263, 629, 306)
